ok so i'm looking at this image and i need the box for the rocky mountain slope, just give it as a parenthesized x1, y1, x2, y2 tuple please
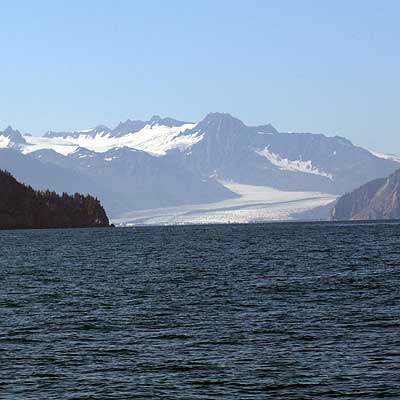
(0, 170, 109, 229)
(332, 169, 400, 220)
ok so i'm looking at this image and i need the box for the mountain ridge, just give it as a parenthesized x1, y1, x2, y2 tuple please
(1, 113, 399, 220)
(332, 168, 400, 220)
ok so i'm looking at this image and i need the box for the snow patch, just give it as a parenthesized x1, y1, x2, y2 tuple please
(256, 146, 334, 180)
(76, 128, 95, 133)
(104, 156, 118, 161)
(20, 123, 199, 156)
(21, 136, 79, 156)
(0, 135, 11, 148)
(257, 131, 273, 135)
(370, 151, 400, 163)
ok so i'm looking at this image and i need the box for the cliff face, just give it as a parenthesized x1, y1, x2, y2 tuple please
(332, 169, 400, 221)
(0, 170, 110, 230)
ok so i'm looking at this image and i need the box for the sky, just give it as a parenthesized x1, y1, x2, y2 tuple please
(1, 0, 399, 152)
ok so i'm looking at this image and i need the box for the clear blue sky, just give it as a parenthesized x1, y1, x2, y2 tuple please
(1, 0, 399, 152)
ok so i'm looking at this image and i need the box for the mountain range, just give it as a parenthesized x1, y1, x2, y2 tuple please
(1, 112, 399, 224)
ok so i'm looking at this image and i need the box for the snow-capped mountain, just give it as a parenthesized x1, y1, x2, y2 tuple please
(0, 113, 399, 222)
(173, 113, 399, 194)
(20, 116, 198, 156)
(0, 126, 26, 147)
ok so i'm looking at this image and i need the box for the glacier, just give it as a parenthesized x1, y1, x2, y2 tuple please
(112, 181, 337, 226)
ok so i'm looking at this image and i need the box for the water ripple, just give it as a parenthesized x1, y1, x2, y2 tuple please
(1, 222, 400, 398)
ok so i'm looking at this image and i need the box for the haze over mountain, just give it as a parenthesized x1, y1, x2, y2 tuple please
(1, 113, 399, 224)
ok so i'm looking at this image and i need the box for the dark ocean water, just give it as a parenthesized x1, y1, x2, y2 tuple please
(1, 222, 400, 399)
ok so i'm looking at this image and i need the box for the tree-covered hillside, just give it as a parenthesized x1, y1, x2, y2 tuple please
(0, 170, 110, 229)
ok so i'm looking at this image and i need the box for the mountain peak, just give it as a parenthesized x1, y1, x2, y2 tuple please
(256, 123, 279, 134)
(92, 125, 111, 134)
(4, 125, 18, 135)
(204, 112, 235, 120)
(111, 115, 190, 137)
(150, 115, 162, 123)
(199, 112, 246, 131)
(202, 113, 278, 134)
(112, 119, 147, 137)
(148, 115, 191, 128)
(1, 126, 26, 144)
